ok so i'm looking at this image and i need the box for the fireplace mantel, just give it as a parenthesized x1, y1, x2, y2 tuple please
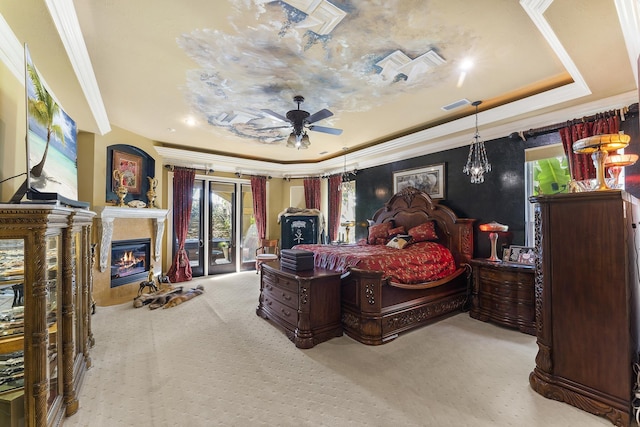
(95, 206, 169, 272)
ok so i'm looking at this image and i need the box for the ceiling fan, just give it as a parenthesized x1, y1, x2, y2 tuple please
(261, 95, 343, 149)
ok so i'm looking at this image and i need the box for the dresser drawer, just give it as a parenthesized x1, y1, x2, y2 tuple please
(478, 267, 522, 284)
(263, 269, 299, 294)
(479, 279, 534, 303)
(263, 279, 298, 309)
(261, 293, 297, 329)
(478, 294, 534, 321)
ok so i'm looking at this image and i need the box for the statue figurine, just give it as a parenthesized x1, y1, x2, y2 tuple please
(146, 176, 158, 208)
(113, 170, 128, 207)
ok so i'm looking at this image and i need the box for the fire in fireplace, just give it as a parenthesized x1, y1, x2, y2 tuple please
(110, 238, 151, 288)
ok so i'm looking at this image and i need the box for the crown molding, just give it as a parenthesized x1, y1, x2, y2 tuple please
(0, 13, 24, 84)
(614, 0, 640, 83)
(45, 0, 110, 135)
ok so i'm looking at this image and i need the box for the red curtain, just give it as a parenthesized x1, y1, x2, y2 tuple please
(559, 114, 620, 181)
(251, 176, 267, 240)
(167, 168, 195, 283)
(328, 174, 343, 242)
(304, 177, 321, 209)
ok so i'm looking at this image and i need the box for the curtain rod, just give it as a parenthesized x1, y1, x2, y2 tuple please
(517, 102, 638, 139)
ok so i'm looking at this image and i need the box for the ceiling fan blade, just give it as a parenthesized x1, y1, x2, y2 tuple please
(309, 125, 343, 135)
(259, 125, 291, 131)
(306, 109, 333, 124)
(261, 109, 289, 122)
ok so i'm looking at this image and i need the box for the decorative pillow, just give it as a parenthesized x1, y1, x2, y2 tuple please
(387, 225, 406, 238)
(386, 236, 411, 249)
(367, 222, 393, 244)
(408, 221, 438, 242)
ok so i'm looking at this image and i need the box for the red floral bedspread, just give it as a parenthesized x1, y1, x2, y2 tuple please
(293, 241, 457, 284)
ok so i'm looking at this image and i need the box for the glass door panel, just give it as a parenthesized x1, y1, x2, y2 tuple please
(240, 183, 257, 271)
(46, 235, 61, 409)
(186, 180, 205, 277)
(209, 182, 236, 274)
(0, 238, 25, 395)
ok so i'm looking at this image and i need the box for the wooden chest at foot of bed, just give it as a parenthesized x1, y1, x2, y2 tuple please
(256, 262, 343, 348)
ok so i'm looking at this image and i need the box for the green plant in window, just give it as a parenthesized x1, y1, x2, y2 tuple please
(533, 157, 571, 195)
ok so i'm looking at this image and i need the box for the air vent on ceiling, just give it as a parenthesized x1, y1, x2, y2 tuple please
(441, 98, 471, 111)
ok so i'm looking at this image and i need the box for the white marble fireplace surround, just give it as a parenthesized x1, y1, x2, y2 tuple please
(95, 207, 169, 272)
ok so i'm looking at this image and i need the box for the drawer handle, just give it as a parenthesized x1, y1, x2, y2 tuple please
(282, 293, 291, 301)
(281, 308, 291, 317)
(266, 284, 273, 291)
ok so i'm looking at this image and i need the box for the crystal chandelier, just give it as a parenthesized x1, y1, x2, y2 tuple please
(339, 147, 356, 190)
(463, 100, 491, 183)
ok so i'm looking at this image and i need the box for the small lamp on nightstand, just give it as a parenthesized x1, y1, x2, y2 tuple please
(479, 221, 509, 262)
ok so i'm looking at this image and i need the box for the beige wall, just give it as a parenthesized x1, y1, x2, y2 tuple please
(0, 61, 26, 202)
(78, 126, 163, 209)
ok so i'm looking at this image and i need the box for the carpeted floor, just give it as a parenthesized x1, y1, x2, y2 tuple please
(62, 271, 609, 426)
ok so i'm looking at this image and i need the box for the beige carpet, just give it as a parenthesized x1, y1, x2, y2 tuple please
(62, 271, 609, 427)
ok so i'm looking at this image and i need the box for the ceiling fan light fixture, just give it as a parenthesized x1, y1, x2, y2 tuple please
(286, 132, 297, 148)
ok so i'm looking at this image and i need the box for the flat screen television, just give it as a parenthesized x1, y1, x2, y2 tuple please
(12, 44, 86, 207)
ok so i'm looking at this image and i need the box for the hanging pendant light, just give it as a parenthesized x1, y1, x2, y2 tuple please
(463, 100, 491, 184)
(339, 147, 356, 190)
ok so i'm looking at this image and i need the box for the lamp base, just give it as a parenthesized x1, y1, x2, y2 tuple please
(487, 232, 501, 262)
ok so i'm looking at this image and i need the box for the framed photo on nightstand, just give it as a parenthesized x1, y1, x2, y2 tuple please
(505, 245, 535, 265)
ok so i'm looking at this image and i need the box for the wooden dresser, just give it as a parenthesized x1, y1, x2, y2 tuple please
(256, 262, 342, 348)
(470, 258, 535, 335)
(530, 190, 640, 427)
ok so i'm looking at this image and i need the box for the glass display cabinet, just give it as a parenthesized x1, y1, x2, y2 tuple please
(0, 205, 95, 427)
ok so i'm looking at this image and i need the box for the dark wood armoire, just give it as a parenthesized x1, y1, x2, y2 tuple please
(280, 215, 321, 249)
(529, 190, 640, 426)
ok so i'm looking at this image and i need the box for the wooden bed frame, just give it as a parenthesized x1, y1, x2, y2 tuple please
(340, 187, 475, 345)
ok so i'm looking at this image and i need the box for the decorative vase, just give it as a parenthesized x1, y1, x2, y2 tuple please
(113, 170, 128, 207)
(146, 176, 158, 208)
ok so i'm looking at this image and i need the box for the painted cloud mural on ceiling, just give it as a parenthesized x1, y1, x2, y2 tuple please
(177, 0, 471, 144)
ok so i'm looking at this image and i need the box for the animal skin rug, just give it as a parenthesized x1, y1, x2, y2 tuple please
(132, 285, 205, 310)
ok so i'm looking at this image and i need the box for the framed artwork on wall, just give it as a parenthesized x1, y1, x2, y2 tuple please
(393, 163, 445, 199)
(112, 150, 142, 194)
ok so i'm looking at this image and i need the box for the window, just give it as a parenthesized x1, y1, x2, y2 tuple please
(524, 144, 571, 246)
(340, 180, 356, 243)
(525, 142, 629, 246)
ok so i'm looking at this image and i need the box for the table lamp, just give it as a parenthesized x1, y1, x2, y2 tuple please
(604, 153, 638, 188)
(479, 221, 509, 262)
(572, 134, 631, 190)
(340, 221, 355, 243)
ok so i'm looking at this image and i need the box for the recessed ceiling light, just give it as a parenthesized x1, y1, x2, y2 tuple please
(167, 127, 176, 132)
(184, 117, 197, 126)
(459, 58, 474, 71)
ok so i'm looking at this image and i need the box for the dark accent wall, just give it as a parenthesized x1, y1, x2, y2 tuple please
(354, 113, 639, 259)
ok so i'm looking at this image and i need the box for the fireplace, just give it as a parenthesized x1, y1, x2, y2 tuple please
(110, 238, 151, 288)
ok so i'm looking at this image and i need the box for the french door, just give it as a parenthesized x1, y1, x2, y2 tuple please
(181, 178, 256, 276)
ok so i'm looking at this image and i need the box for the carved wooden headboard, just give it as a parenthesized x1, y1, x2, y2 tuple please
(370, 187, 475, 264)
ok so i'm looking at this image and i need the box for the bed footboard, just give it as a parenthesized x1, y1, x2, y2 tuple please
(340, 267, 469, 345)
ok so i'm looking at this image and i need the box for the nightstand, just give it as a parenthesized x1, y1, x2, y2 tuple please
(469, 258, 535, 335)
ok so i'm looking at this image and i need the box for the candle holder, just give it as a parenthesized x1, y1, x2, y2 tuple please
(479, 221, 509, 262)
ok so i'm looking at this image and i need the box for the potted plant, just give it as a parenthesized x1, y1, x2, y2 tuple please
(218, 241, 229, 260)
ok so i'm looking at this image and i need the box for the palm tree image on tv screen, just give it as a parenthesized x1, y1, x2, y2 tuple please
(24, 45, 78, 202)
